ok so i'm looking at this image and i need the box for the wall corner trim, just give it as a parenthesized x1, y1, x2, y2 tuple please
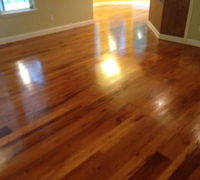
(147, 21, 160, 38)
(159, 34, 187, 44)
(0, 19, 94, 45)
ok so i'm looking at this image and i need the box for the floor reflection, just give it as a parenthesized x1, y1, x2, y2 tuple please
(134, 22, 147, 51)
(109, 19, 126, 54)
(194, 123, 200, 143)
(17, 62, 31, 85)
(94, 23, 101, 56)
(12, 59, 47, 124)
(94, 18, 127, 56)
(153, 94, 169, 117)
(108, 35, 117, 52)
(101, 58, 120, 77)
(96, 54, 123, 88)
(17, 59, 45, 86)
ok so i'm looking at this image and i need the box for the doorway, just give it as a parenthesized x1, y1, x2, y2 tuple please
(92, 0, 151, 56)
(93, 0, 150, 8)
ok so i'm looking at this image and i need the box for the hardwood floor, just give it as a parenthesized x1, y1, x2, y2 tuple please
(0, 5, 200, 180)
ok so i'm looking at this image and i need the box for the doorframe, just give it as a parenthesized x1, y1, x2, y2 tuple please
(184, 0, 194, 38)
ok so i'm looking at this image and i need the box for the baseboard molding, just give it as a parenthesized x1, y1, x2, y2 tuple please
(187, 39, 200, 47)
(147, 20, 200, 48)
(159, 34, 187, 44)
(147, 21, 160, 38)
(94, 1, 150, 8)
(0, 19, 94, 45)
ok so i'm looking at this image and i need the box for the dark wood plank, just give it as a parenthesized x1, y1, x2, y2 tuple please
(188, 166, 200, 180)
(169, 147, 200, 180)
(0, 127, 12, 138)
(129, 152, 171, 180)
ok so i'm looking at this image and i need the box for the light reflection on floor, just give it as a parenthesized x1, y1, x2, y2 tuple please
(16, 59, 45, 87)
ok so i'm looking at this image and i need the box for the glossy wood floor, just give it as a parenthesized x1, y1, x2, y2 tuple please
(0, 5, 200, 180)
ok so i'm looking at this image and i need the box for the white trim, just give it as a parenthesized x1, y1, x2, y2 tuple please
(184, 0, 194, 38)
(147, 21, 160, 38)
(159, 34, 187, 44)
(187, 39, 200, 47)
(147, 20, 200, 48)
(93, 1, 150, 9)
(0, 19, 94, 45)
(147, 0, 200, 48)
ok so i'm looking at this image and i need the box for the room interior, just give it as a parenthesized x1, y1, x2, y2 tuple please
(0, 0, 200, 179)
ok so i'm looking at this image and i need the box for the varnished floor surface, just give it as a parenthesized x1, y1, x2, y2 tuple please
(0, 5, 200, 180)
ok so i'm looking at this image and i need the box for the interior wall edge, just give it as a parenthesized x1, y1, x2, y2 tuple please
(148, 20, 200, 48)
(147, 21, 160, 38)
(184, 0, 194, 38)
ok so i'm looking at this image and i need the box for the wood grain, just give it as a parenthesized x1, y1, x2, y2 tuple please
(129, 152, 171, 180)
(0, 4, 200, 180)
(169, 146, 200, 180)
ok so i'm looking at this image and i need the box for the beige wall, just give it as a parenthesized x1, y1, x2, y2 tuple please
(187, 0, 200, 41)
(0, 0, 93, 38)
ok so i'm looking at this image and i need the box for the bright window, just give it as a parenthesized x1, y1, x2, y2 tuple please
(0, 0, 33, 12)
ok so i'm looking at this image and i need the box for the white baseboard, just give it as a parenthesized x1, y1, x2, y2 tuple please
(159, 34, 187, 44)
(94, 1, 150, 9)
(187, 39, 200, 47)
(147, 21, 160, 38)
(0, 19, 94, 45)
(147, 20, 200, 48)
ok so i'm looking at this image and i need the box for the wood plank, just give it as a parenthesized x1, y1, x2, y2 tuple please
(0, 4, 199, 180)
(188, 166, 200, 180)
(169, 146, 200, 180)
(0, 127, 12, 138)
(128, 152, 171, 180)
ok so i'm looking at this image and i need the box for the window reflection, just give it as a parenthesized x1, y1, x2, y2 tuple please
(109, 19, 126, 54)
(94, 19, 126, 56)
(134, 22, 147, 51)
(94, 23, 101, 56)
(17, 60, 44, 86)
(18, 62, 31, 85)
(16, 59, 46, 123)
(137, 31, 143, 40)
(109, 35, 117, 52)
